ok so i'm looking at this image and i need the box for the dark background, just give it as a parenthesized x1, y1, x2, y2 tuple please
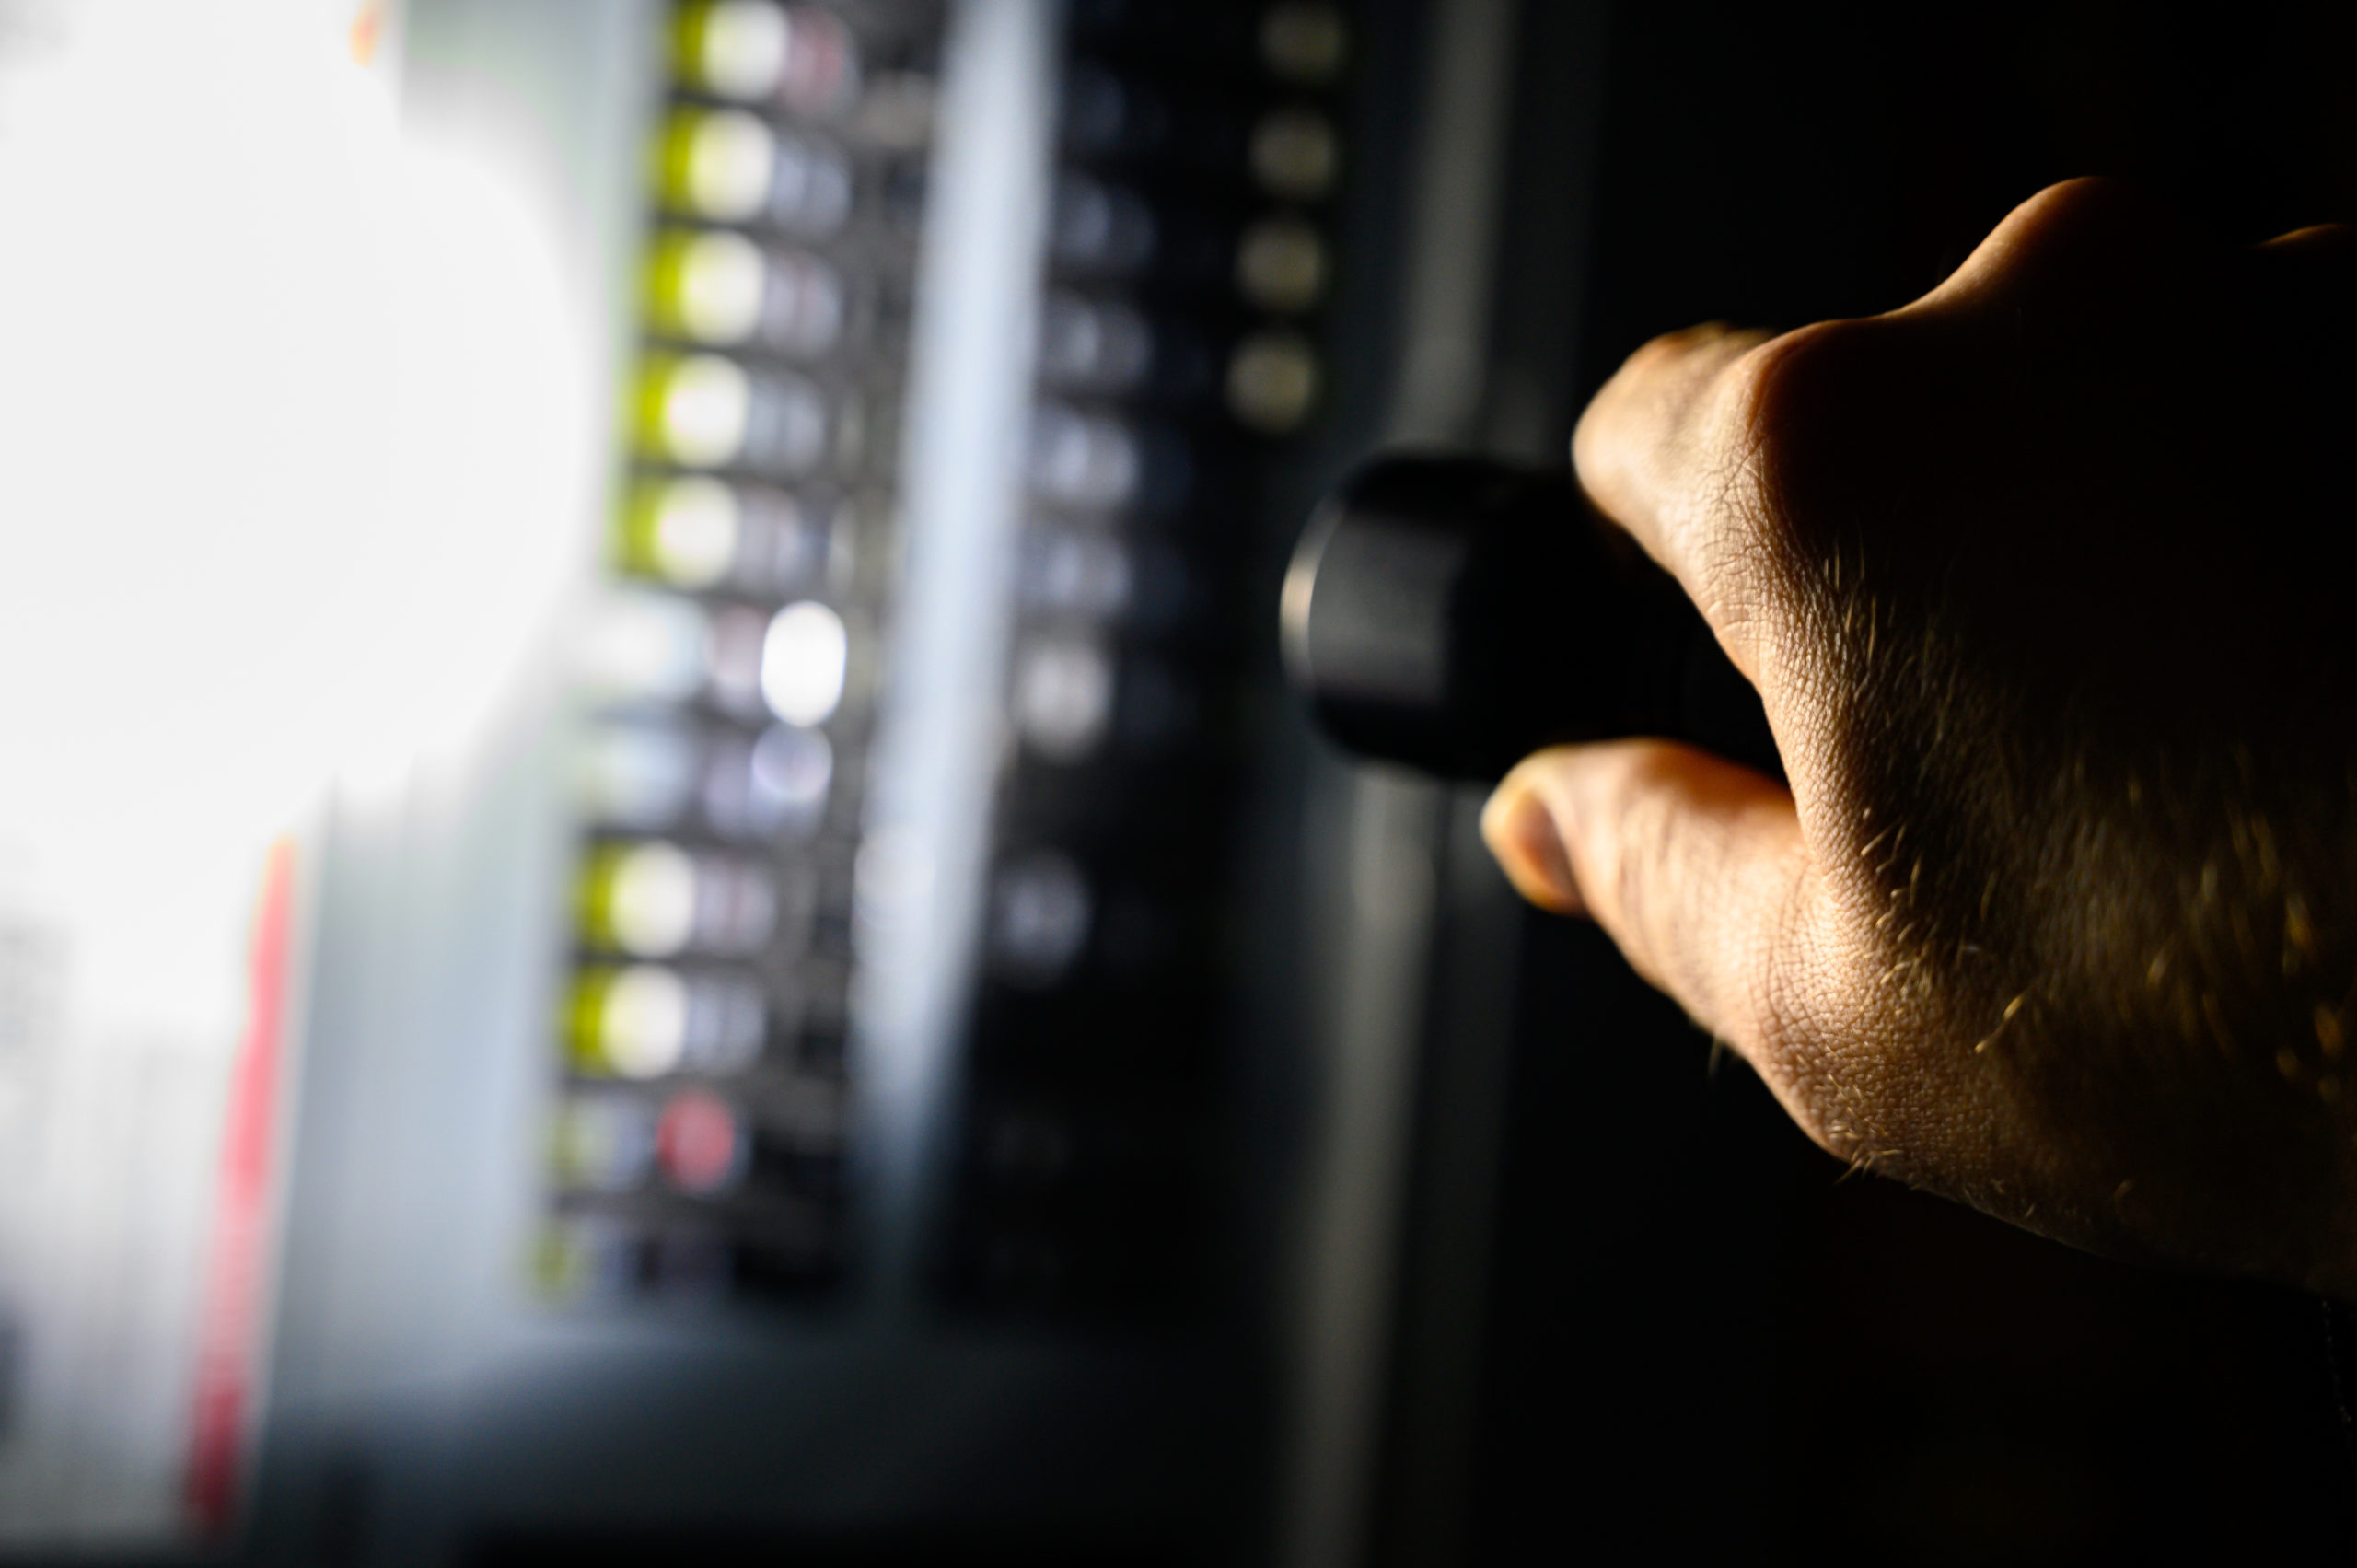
(1399, 1, 2357, 1562)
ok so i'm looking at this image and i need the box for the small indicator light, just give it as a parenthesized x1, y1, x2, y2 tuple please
(761, 600, 848, 726)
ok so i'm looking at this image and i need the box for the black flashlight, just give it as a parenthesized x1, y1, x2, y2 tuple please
(1279, 453, 1780, 782)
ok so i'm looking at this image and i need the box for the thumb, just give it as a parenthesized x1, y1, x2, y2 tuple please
(1480, 739, 1820, 1058)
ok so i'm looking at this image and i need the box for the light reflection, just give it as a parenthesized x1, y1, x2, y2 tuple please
(654, 228, 769, 345)
(593, 841, 701, 958)
(628, 474, 742, 587)
(678, 1, 863, 120)
(681, 1, 794, 102)
(661, 108, 852, 237)
(761, 600, 849, 726)
(664, 108, 777, 223)
(568, 964, 768, 1081)
(584, 841, 777, 959)
(576, 964, 692, 1079)
(646, 353, 752, 467)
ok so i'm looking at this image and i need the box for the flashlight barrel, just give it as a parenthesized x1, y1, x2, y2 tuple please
(1279, 453, 1779, 783)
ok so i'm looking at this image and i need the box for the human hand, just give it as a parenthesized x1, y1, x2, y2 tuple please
(1481, 179, 2357, 1297)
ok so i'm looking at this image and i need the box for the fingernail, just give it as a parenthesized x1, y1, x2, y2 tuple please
(1482, 781, 1585, 915)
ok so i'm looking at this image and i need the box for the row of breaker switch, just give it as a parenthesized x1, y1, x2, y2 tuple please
(539, 0, 946, 1307)
(939, 0, 1356, 1317)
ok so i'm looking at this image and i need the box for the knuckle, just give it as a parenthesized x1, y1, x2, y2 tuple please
(1736, 318, 1875, 501)
(1724, 316, 1928, 668)
(1928, 179, 2197, 328)
(1712, 319, 1879, 604)
(1991, 177, 2177, 274)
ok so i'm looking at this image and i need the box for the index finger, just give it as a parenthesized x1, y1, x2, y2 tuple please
(1570, 322, 1781, 676)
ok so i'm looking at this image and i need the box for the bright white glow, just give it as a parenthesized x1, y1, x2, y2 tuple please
(0, 0, 583, 1053)
(761, 600, 848, 726)
(0, 0, 597, 1546)
(605, 842, 700, 958)
(675, 229, 766, 344)
(685, 110, 775, 222)
(698, 1, 789, 100)
(650, 476, 742, 587)
(598, 966, 691, 1078)
(659, 354, 753, 467)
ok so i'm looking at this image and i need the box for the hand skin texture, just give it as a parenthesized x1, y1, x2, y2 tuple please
(1480, 178, 2357, 1300)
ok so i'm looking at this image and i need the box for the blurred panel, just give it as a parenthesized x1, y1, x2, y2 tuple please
(0, 0, 1853, 1562)
(0, 0, 1437, 1563)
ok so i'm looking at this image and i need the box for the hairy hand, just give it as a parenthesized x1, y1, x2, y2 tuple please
(1482, 179, 2357, 1297)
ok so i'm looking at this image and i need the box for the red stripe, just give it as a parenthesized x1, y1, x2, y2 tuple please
(185, 840, 298, 1538)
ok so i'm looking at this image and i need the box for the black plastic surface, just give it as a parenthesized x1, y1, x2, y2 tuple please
(1282, 452, 1778, 782)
